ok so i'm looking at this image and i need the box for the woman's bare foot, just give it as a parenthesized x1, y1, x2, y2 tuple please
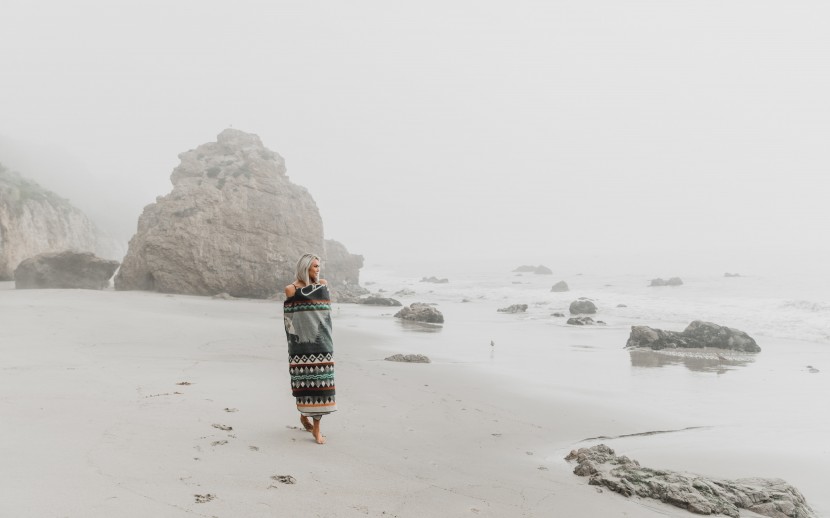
(312, 419, 326, 444)
(300, 416, 314, 432)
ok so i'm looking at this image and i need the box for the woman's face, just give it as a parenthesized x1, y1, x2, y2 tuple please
(308, 259, 320, 282)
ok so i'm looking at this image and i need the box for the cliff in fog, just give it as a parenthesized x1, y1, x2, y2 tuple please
(0, 163, 113, 280)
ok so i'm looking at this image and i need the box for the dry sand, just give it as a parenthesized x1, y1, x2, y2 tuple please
(0, 287, 798, 517)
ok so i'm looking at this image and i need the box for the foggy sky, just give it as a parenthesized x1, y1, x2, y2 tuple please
(2, 1, 828, 276)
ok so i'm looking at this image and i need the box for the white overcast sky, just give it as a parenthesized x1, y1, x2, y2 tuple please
(1, 1, 828, 275)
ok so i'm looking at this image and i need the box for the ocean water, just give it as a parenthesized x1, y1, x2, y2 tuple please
(338, 263, 830, 515)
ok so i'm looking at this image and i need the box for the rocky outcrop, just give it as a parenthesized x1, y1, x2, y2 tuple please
(626, 321, 761, 352)
(0, 164, 112, 280)
(498, 304, 528, 313)
(115, 129, 350, 298)
(650, 277, 683, 287)
(322, 239, 367, 302)
(394, 303, 444, 323)
(14, 250, 119, 289)
(569, 298, 597, 314)
(385, 354, 431, 363)
(551, 280, 569, 292)
(565, 444, 814, 518)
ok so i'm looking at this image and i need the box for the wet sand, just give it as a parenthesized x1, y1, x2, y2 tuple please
(0, 287, 825, 517)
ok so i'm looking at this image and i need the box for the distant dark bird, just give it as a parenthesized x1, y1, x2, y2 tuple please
(490, 340, 495, 347)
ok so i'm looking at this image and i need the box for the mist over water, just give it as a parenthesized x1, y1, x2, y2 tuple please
(1, 1, 828, 276)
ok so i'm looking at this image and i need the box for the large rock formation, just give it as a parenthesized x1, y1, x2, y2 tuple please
(0, 164, 111, 280)
(115, 129, 361, 298)
(626, 321, 761, 352)
(565, 444, 814, 518)
(14, 250, 119, 289)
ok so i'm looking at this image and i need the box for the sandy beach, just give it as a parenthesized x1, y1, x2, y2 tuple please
(1, 284, 826, 517)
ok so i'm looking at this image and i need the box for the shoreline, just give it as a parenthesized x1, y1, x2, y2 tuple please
(1, 288, 825, 516)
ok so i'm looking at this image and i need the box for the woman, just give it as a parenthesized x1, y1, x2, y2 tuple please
(283, 253, 336, 444)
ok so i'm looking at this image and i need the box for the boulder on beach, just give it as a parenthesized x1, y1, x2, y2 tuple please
(497, 304, 528, 314)
(626, 321, 761, 352)
(565, 444, 815, 518)
(384, 353, 431, 363)
(394, 303, 444, 324)
(550, 280, 569, 292)
(649, 277, 683, 287)
(569, 298, 597, 315)
(14, 250, 119, 290)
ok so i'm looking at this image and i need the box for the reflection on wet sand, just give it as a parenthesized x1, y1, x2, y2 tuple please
(396, 319, 443, 333)
(629, 348, 756, 374)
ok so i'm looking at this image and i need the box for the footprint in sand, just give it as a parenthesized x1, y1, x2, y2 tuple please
(212, 423, 233, 431)
(270, 475, 296, 485)
(224, 407, 239, 412)
(194, 493, 215, 503)
(211, 440, 228, 446)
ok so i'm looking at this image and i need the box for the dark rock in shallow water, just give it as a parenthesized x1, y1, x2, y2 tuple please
(724, 272, 741, 277)
(569, 298, 597, 315)
(394, 303, 444, 324)
(626, 321, 761, 352)
(14, 250, 119, 290)
(358, 295, 402, 306)
(567, 316, 595, 326)
(385, 354, 431, 363)
(497, 304, 528, 314)
(565, 444, 815, 518)
(420, 276, 448, 283)
(551, 280, 569, 292)
(551, 312, 565, 317)
(649, 277, 683, 287)
(616, 304, 627, 308)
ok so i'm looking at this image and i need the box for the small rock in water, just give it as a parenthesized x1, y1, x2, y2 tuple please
(807, 365, 820, 373)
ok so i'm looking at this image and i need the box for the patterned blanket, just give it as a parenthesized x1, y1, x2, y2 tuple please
(283, 283, 336, 416)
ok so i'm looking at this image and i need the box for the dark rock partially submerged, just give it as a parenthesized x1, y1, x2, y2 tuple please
(565, 444, 815, 518)
(498, 304, 528, 314)
(394, 303, 444, 323)
(358, 295, 402, 307)
(420, 276, 448, 283)
(626, 321, 761, 352)
(14, 250, 119, 290)
(567, 316, 595, 326)
(513, 265, 552, 274)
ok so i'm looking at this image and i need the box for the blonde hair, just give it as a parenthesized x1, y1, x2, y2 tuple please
(295, 253, 321, 285)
